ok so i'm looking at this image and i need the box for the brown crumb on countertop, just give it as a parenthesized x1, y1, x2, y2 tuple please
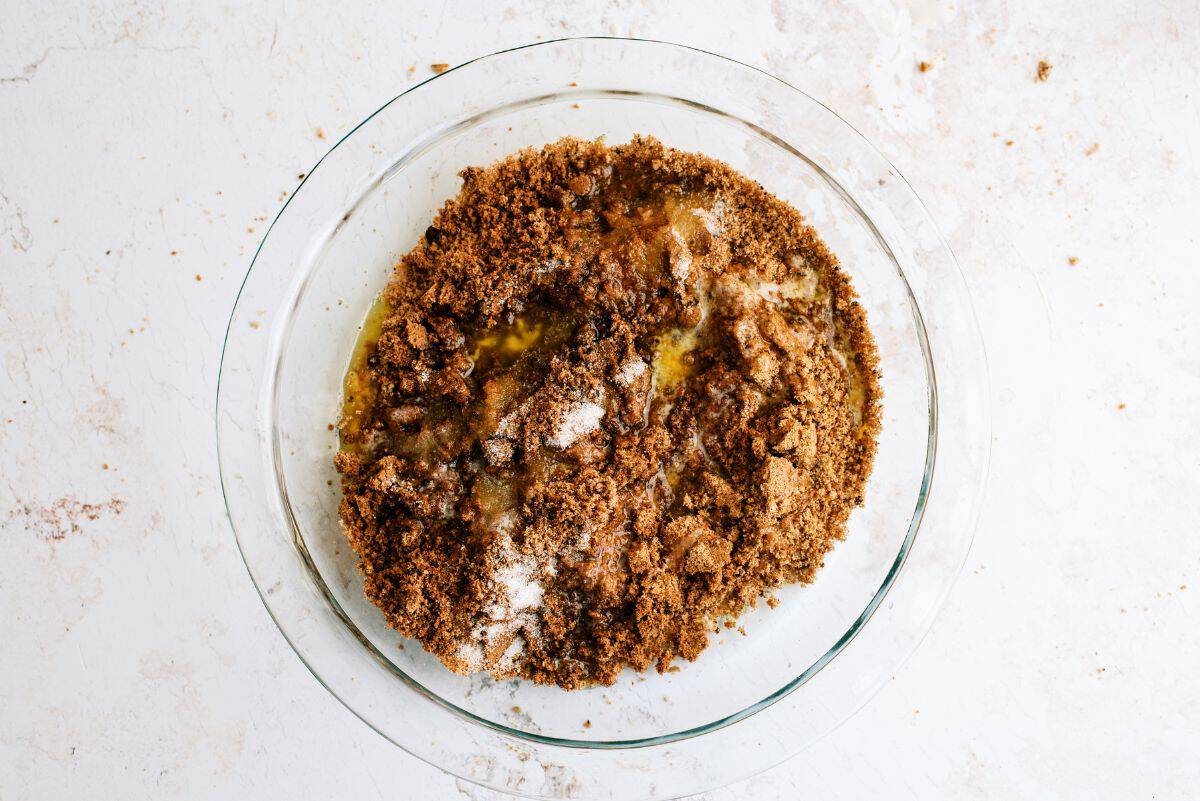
(918, 61, 932, 73)
(1036, 60, 1053, 82)
(431, 63, 450, 74)
(315, 127, 326, 140)
(1085, 143, 1100, 156)
(1068, 257, 1079, 266)
(335, 136, 881, 689)
(12, 496, 126, 541)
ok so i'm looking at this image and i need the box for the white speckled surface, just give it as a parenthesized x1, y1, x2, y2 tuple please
(2, 2, 1197, 798)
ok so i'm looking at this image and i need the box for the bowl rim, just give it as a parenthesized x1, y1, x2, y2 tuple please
(216, 33, 989, 795)
(264, 88, 937, 750)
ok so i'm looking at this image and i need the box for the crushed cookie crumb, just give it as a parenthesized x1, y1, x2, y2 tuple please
(431, 63, 450, 74)
(918, 61, 932, 73)
(1036, 60, 1053, 82)
(1085, 143, 1100, 156)
(1068, 257, 1079, 266)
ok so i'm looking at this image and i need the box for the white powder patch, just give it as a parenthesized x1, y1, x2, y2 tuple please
(547, 399, 604, 449)
(750, 274, 819, 306)
(454, 640, 484, 673)
(453, 534, 545, 676)
(669, 229, 692, 283)
(536, 257, 564, 276)
(493, 554, 544, 612)
(481, 436, 514, 465)
(786, 252, 809, 271)
(693, 199, 727, 235)
(494, 634, 526, 671)
(496, 407, 520, 437)
(614, 357, 648, 386)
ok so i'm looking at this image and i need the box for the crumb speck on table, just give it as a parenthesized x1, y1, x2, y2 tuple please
(918, 60, 933, 72)
(1036, 60, 1053, 81)
(431, 63, 449, 74)
(1085, 143, 1100, 156)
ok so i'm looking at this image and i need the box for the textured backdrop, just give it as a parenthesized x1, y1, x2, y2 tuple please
(2, 1, 1197, 798)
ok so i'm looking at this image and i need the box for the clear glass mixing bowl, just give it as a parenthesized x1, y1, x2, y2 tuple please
(216, 37, 989, 800)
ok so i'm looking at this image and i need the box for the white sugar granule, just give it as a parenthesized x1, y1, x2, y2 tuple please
(454, 538, 545, 675)
(547, 399, 604, 449)
(492, 554, 544, 612)
(614, 358, 648, 386)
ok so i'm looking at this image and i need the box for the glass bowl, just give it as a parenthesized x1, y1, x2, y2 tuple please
(216, 37, 989, 800)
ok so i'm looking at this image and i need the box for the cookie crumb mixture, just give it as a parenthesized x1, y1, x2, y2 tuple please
(335, 136, 881, 689)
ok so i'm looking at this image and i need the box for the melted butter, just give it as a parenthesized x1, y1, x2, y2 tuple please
(471, 317, 546, 364)
(340, 292, 391, 449)
(652, 327, 699, 395)
(469, 311, 573, 373)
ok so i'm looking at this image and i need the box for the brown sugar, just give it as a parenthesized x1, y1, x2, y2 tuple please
(335, 136, 881, 689)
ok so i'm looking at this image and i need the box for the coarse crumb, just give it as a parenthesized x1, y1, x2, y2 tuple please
(1036, 60, 1053, 82)
(431, 63, 450, 74)
(918, 61, 933, 73)
(336, 136, 881, 689)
